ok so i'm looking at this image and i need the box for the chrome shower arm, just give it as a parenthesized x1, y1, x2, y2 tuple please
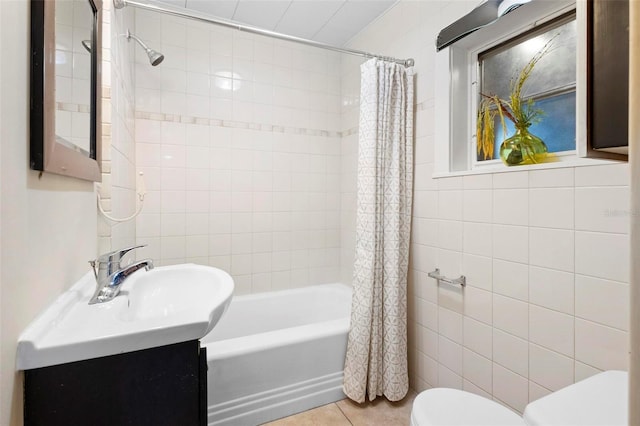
(125, 29, 150, 51)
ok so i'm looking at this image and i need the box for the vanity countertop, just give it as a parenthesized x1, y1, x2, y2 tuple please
(17, 263, 233, 370)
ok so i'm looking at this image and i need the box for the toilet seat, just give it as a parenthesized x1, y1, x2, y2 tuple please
(410, 388, 525, 426)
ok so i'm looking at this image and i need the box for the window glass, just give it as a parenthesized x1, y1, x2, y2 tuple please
(478, 15, 577, 161)
(491, 91, 576, 158)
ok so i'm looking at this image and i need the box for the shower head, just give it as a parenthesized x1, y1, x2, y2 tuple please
(146, 49, 165, 66)
(125, 30, 164, 66)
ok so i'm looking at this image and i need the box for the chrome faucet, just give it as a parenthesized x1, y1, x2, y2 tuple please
(89, 245, 154, 304)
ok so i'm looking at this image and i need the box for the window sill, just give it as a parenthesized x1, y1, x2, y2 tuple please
(431, 155, 624, 179)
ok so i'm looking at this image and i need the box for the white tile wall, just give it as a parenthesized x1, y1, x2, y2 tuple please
(344, 0, 630, 413)
(493, 225, 528, 264)
(463, 222, 492, 257)
(439, 335, 463, 375)
(529, 266, 574, 314)
(529, 167, 574, 188)
(575, 360, 602, 382)
(100, 0, 137, 254)
(133, 12, 343, 294)
(493, 170, 528, 189)
(417, 298, 438, 332)
(463, 285, 493, 325)
(438, 190, 463, 220)
(493, 259, 528, 301)
(575, 274, 629, 330)
(464, 380, 493, 400)
(463, 348, 493, 393)
(575, 231, 629, 283)
(462, 253, 492, 291)
(493, 363, 529, 413)
(439, 307, 463, 343)
(439, 364, 463, 389)
(529, 188, 574, 229)
(438, 220, 463, 252)
(575, 187, 630, 234)
(463, 189, 492, 222)
(109, 0, 631, 413)
(528, 380, 552, 402)
(463, 317, 493, 359)
(493, 189, 528, 226)
(493, 329, 528, 377)
(493, 294, 528, 339)
(463, 174, 493, 190)
(575, 319, 629, 371)
(575, 163, 630, 187)
(529, 305, 574, 357)
(529, 228, 574, 272)
(529, 343, 574, 392)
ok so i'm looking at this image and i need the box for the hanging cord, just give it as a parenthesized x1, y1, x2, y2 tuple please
(97, 172, 147, 222)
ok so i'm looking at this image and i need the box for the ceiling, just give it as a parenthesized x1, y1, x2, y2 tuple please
(156, 0, 398, 46)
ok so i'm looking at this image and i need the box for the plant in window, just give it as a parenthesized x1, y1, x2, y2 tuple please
(476, 98, 496, 161)
(479, 38, 555, 166)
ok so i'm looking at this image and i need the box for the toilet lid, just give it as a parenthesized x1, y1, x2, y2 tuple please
(412, 388, 525, 426)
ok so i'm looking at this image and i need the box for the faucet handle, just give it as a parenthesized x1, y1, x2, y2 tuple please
(95, 244, 147, 265)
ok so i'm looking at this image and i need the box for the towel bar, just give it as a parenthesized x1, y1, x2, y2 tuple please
(428, 268, 466, 287)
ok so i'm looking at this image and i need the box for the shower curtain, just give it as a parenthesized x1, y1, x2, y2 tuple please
(343, 58, 414, 403)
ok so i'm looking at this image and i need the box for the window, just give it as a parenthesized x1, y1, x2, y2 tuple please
(476, 13, 577, 163)
(433, 0, 591, 175)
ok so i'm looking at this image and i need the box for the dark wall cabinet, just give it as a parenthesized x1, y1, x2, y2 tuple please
(24, 340, 207, 426)
(588, 0, 629, 158)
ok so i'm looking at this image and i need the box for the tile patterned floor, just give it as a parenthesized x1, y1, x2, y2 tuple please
(263, 391, 416, 426)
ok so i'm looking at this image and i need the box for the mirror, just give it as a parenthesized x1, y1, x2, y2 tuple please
(30, 0, 102, 181)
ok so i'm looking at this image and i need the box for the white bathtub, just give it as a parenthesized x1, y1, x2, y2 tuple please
(201, 283, 352, 426)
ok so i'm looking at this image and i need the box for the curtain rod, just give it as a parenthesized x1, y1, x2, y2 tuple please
(113, 0, 414, 67)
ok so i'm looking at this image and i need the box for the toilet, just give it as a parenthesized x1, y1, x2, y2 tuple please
(410, 388, 525, 425)
(411, 370, 628, 426)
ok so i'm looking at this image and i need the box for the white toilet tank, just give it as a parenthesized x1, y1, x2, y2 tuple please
(523, 370, 628, 425)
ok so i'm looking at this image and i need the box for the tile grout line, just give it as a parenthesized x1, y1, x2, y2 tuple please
(335, 401, 355, 425)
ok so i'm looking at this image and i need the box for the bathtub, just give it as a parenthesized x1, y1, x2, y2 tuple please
(201, 283, 352, 426)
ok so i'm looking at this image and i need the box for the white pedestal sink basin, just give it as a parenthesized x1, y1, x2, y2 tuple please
(17, 264, 233, 370)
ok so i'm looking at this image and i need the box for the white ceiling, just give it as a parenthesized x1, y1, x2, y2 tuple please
(156, 0, 398, 46)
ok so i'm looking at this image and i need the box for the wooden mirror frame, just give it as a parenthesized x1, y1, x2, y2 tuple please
(30, 0, 102, 181)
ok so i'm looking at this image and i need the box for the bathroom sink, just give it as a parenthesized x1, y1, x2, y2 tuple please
(17, 264, 234, 370)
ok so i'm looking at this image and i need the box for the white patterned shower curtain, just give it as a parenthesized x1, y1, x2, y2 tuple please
(343, 58, 414, 403)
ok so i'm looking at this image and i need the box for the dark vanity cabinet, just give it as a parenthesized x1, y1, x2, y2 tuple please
(24, 340, 207, 426)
